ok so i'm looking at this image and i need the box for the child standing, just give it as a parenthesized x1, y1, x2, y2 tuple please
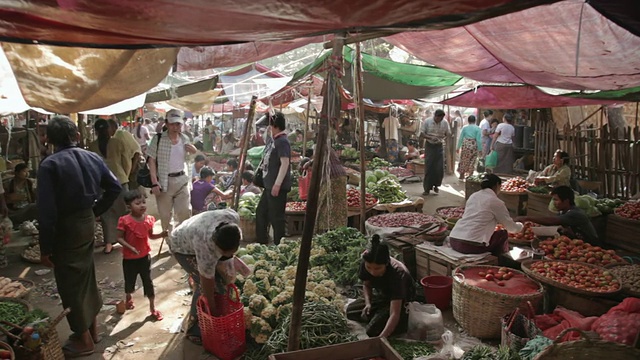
(116, 190, 168, 320)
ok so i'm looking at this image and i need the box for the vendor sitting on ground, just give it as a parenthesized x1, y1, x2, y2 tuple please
(240, 171, 261, 195)
(221, 159, 239, 190)
(449, 174, 523, 256)
(403, 140, 420, 162)
(191, 166, 232, 215)
(517, 185, 600, 246)
(534, 150, 571, 187)
(6, 163, 38, 225)
(347, 235, 414, 337)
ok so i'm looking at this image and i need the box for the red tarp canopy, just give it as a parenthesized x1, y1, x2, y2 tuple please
(440, 85, 623, 109)
(386, 0, 640, 91)
(0, 1, 559, 48)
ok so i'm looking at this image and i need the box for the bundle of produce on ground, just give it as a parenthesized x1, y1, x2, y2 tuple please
(0, 299, 28, 327)
(285, 201, 306, 212)
(236, 227, 366, 353)
(529, 260, 620, 293)
(607, 264, 640, 294)
(367, 213, 439, 228)
(527, 185, 550, 194)
(21, 244, 40, 263)
(537, 235, 625, 266)
(366, 157, 391, 170)
(595, 198, 625, 214)
(238, 192, 260, 220)
(461, 345, 521, 360)
(501, 177, 528, 192)
(436, 206, 465, 219)
(387, 166, 414, 178)
(368, 177, 407, 204)
(466, 174, 484, 183)
(387, 339, 435, 359)
(346, 188, 377, 209)
(0, 277, 29, 298)
(614, 201, 640, 220)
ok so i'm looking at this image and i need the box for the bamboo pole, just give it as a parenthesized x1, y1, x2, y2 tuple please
(303, 87, 312, 158)
(232, 96, 258, 211)
(355, 42, 367, 232)
(288, 35, 344, 352)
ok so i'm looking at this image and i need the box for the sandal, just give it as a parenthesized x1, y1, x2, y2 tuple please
(151, 310, 163, 321)
(186, 335, 202, 345)
(62, 341, 95, 358)
(103, 243, 113, 254)
(126, 299, 135, 310)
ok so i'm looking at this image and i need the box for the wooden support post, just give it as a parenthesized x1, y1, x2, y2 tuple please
(303, 88, 312, 157)
(287, 35, 344, 352)
(355, 42, 367, 232)
(232, 96, 258, 211)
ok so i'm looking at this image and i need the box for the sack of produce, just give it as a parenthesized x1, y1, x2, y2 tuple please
(591, 297, 640, 346)
(405, 302, 444, 341)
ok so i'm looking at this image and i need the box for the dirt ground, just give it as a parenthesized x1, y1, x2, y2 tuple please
(1, 173, 467, 359)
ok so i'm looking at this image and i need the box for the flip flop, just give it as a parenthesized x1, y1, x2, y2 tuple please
(151, 310, 163, 321)
(62, 342, 95, 358)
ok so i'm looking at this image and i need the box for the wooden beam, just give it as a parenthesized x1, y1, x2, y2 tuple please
(232, 96, 258, 211)
(288, 35, 345, 352)
(355, 42, 367, 232)
(323, 30, 400, 49)
(303, 88, 312, 158)
(571, 105, 602, 130)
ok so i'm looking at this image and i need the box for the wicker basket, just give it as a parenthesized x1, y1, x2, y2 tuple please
(0, 297, 31, 328)
(533, 327, 640, 360)
(239, 218, 257, 243)
(0, 341, 14, 360)
(452, 265, 544, 339)
(8, 278, 35, 301)
(8, 308, 69, 360)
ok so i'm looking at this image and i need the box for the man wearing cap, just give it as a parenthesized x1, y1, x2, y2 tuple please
(148, 109, 198, 233)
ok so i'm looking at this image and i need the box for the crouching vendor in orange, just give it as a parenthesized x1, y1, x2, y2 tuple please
(346, 235, 414, 337)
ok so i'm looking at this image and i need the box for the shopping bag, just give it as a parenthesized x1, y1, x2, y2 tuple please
(405, 302, 444, 341)
(485, 150, 498, 168)
(298, 169, 312, 201)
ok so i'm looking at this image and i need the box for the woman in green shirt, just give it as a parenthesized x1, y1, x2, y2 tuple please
(456, 115, 483, 180)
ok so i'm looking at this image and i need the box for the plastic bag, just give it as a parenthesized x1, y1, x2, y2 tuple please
(485, 150, 498, 168)
(405, 302, 444, 341)
(592, 297, 640, 346)
(298, 170, 311, 201)
(216, 259, 237, 284)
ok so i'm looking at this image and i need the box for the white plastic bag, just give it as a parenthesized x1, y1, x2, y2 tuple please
(405, 302, 444, 341)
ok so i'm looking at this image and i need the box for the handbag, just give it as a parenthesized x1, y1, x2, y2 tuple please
(297, 169, 311, 200)
(253, 157, 265, 188)
(137, 133, 161, 188)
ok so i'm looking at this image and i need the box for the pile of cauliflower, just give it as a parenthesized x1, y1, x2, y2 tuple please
(235, 241, 345, 344)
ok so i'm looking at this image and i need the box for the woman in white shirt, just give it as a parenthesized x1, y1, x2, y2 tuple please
(449, 174, 523, 255)
(491, 113, 516, 174)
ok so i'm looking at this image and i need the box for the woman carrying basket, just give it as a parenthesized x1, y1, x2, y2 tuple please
(168, 209, 249, 345)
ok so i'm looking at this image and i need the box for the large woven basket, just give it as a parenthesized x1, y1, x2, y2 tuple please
(533, 327, 640, 360)
(9, 308, 69, 360)
(452, 265, 544, 339)
(239, 218, 257, 243)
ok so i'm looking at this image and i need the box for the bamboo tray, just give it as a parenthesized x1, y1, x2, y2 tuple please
(521, 259, 621, 297)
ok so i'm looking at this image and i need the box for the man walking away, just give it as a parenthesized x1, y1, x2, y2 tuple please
(419, 109, 450, 196)
(37, 116, 122, 357)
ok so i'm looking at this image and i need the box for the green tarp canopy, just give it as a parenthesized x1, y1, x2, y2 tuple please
(565, 86, 640, 102)
(289, 47, 462, 101)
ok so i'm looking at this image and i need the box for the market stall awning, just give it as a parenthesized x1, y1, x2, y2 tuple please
(145, 76, 219, 104)
(0, 1, 559, 48)
(288, 47, 462, 101)
(440, 85, 624, 109)
(386, 0, 640, 91)
(1, 43, 177, 114)
(564, 86, 640, 102)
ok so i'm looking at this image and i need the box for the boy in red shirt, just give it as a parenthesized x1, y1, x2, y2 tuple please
(117, 190, 168, 320)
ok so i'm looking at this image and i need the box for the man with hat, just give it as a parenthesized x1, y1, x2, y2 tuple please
(148, 109, 198, 233)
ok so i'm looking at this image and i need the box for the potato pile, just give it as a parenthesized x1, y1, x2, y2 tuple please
(22, 244, 40, 263)
(608, 264, 640, 294)
(0, 277, 29, 298)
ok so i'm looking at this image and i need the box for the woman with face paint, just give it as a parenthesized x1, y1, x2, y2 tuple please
(346, 235, 415, 337)
(167, 208, 249, 345)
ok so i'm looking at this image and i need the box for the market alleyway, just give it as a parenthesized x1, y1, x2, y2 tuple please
(2, 173, 466, 359)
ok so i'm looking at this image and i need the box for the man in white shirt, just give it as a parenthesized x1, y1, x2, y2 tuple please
(478, 110, 493, 157)
(148, 109, 198, 232)
(419, 109, 450, 195)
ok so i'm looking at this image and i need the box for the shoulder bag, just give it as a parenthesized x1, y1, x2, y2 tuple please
(137, 133, 162, 188)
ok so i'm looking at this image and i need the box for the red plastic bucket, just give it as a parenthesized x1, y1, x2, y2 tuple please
(420, 276, 453, 310)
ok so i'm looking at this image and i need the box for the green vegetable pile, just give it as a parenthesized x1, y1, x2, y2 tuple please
(527, 186, 550, 194)
(549, 194, 602, 216)
(368, 157, 392, 170)
(341, 147, 359, 159)
(595, 198, 625, 215)
(518, 336, 552, 360)
(462, 345, 522, 360)
(466, 174, 486, 183)
(0, 300, 28, 329)
(238, 193, 261, 220)
(369, 177, 407, 204)
(310, 227, 368, 287)
(388, 339, 435, 360)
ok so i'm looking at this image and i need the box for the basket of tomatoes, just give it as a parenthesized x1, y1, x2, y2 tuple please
(521, 259, 621, 296)
(535, 236, 626, 267)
